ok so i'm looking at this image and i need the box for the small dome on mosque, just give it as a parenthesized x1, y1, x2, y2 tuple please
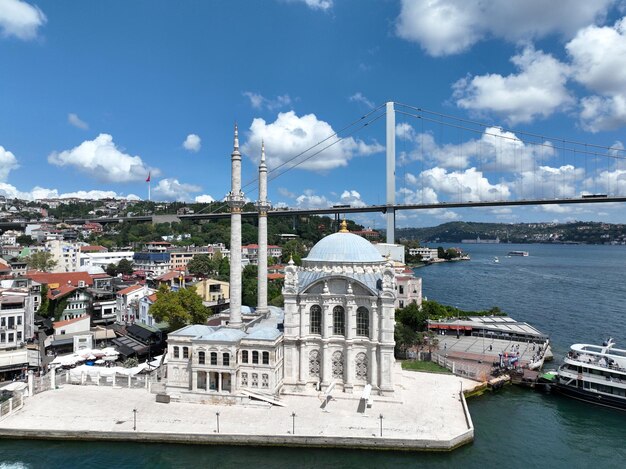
(304, 221, 384, 264)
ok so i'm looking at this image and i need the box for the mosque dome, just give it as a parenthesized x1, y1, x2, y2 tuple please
(304, 221, 384, 264)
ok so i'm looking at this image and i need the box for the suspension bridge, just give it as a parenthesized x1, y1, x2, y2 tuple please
(57, 101, 626, 242)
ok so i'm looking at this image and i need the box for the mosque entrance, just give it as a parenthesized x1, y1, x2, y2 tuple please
(197, 371, 207, 390)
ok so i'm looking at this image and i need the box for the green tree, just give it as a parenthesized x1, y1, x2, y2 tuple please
(26, 251, 57, 272)
(395, 323, 419, 357)
(38, 284, 50, 317)
(16, 234, 34, 246)
(396, 302, 430, 332)
(149, 285, 209, 331)
(217, 256, 230, 281)
(117, 258, 134, 275)
(242, 265, 258, 307)
(281, 239, 305, 265)
(105, 263, 117, 276)
(187, 254, 217, 277)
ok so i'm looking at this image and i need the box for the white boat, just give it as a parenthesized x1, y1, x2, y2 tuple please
(554, 339, 626, 410)
(508, 250, 529, 256)
(493, 256, 499, 263)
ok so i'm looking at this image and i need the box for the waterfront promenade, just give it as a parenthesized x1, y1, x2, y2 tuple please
(0, 367, 478, 451)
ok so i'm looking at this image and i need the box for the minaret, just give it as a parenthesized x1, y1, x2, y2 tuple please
(257, 141, 270, 317)
(227, 124, 244, 328)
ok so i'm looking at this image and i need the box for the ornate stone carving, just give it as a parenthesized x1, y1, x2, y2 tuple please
(309, 350, 321, 377)
(332, 351, 344, 379)
(355, 352, 368, 381)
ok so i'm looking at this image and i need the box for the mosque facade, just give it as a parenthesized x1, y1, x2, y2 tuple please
(166, 127, 417, 400)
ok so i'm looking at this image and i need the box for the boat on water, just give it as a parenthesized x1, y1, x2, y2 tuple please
(493, 256, 499, 263)
(508, 251, 529, 256)
(551, 339, 626, 410)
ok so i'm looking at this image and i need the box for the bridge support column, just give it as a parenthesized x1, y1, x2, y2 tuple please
(386, 101, 395, 244)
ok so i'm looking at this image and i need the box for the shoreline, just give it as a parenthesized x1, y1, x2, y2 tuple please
(0, 369, 478, 453)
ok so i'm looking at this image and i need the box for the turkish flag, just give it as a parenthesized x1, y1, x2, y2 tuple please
(146, 172, 151, 182)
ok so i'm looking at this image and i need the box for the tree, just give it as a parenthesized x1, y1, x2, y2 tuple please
(217, 256, 230, 281)
(26, 251, 57, 272)
(187, 254, 217, 277)
(149, 285, 209, 331)
(281, 239, 305, 265)
(105, 263, 117, 276)
(16, 235, 34, 246)
(117, 258, 134, 275)
(242, 265, 258, 307)
(396, 302, 429, 332)
(38, 284, 50, 317)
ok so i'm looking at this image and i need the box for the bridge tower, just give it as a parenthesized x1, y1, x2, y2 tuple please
(386, 101, 395, 244)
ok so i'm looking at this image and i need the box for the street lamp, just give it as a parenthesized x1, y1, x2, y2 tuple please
(291, 412, 296, 435)
(133, 408, 137, 431)
(216, 411, 220, 433)
(379, 414, 383, 437)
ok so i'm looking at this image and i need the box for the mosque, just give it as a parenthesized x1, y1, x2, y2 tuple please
(166, 127, 419, 401)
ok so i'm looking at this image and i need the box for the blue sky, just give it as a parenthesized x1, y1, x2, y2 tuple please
(1, 0, 626, 227)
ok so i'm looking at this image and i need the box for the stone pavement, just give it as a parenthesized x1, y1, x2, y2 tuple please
(0, 367, 479, 451)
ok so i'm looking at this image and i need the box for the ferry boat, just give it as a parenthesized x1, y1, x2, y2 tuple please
(508, 250, 529, 256)
(554, 339, 626, 410)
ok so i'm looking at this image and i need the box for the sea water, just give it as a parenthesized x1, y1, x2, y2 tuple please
(0, 244, 624, 468)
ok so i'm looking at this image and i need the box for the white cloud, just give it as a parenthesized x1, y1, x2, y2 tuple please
(289, 188, 366, 209)
(453, 46, 573, 124)
(0, 0, 46, 40)
(242, 92, 292, 111)
(395, 0, 615, 57)
(515, 164, 584, 199)
(0, 145, 19, 181)
(152, 178, 201, 202)
(419, 167, 511, 202)
(183, 134, 201, 152)
(284, 0, 333, 11)
(396, 123, 554, 172)
(278, 187, 296, 198)
(68, 113, 88, 130)
(48, 134, 157, 183)
(566, 17, 626, 131)
(349, 92, 375, 109)
(0, 182, 139, 201)
(194, 194, 215, 203)
(242, 111, 384, 172)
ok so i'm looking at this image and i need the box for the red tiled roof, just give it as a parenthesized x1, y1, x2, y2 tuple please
(53, 314, 90, 328)
(48, 284, 77, 300)
(267, 273, 285, 280)
(27, 271, 94, 287)
(147, 293, 157, 302)
(117, 284, 143, 296)
(80, 245, 107, 252)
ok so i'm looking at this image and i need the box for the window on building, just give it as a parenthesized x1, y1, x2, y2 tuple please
(252, 351, 259, 364)
(252, 373, 258, 387)
(356, 306, 369, 337)
(241, 372, 248, 386)
(183, 347, 189, 359)
(262, 374, 269, 388)
(8, 317, 14, 328)
(8, 333, 13, 342)
(399, 285, 404, 294)
(399, 300, 404, 308)
(262, 351, 269, 365)
(309, 350, 320, 377)
(0, 318, 4, 327)
(333, 306, 345, 336)
(310, 305, 321, 334)
(223, 353, 230, 366)
(0, 333, 5, 342)
(17, 316, 22, 326)
(332, 351, 344, 379)
(173, 346, 179, 358)
(198, 351, 205, 365)
(242, 350, 249, 363)
(211, 352, 217, 365)
(17, 331, 22, 341)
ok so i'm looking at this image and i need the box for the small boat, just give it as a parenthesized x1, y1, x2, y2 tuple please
(493, 256, 499, 263)
(554, 339, 626, 411)
(508, 251, 529, 256)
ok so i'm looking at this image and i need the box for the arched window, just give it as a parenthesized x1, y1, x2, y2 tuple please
(356, 306, 369, 337)
(262, 351, 269, 365)
(310, 305, 321, 334)
(223, 353, 230, 366)
(252, 351, 259, 364)
(198, 351, 205, 365)
(210, 352, 217, 365)
(309, 350, 320, 377)
(355, 352, 368, 381)
(332, 351, 344, 379)
(333, 306, 345, 336)
(242, 350, 248, 363)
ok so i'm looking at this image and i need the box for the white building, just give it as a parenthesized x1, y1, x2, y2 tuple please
(45, 239, 86, 273)
(409, 247, 439, 261)
(79, 251, 134, 270)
